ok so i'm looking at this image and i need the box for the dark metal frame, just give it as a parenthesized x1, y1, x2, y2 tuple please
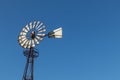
(22, 47, 39, 80)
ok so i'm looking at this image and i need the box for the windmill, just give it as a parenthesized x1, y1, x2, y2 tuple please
(18, 21, 62, 80)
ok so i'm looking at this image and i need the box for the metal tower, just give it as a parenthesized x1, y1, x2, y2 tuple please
(18, 21, 62, 80)
(22, 48, 38, 80)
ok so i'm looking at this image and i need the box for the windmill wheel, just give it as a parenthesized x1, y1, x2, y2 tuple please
(18, 21, 46, 48)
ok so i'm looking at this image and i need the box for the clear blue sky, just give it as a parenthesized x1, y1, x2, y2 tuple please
(0, 0, 120, 80)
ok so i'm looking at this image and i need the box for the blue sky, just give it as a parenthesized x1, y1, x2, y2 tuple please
(0, 0, 120, 80)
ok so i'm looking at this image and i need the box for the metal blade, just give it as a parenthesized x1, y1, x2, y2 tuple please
(31, 40, 35, 47)
(18, 39, 22, 44)
(37, 33, 45, 37)
(19, 35, 26, 40)
(34, 38, 39, 44)
(21, 39, 27, 47)
(20, 37, 26, 42)
(18, 36, 22, 40)
(23, 41, 27, 48)
(35, 21, 40, 28)
(36, 22, 43, 30)
(20, 31, 27, 36)
(25, 24, 29, 31)
(28, 40, 31, 48)
(22, 40, 28, 48)
(26, 40, 29, 48)
(36, 36, 43, 41)
(38, 25, 45, 31)
(38, 28, 46, 33)
(22, 28, 28, 33)
(30, 22, 32, 29)
(18, 37, 26, 43)
(33, 21, 37, 28)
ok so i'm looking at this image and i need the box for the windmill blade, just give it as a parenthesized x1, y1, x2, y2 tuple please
(26, 40, 30, 48)
(25, 24, 29, 31)
(22, 40, 28, 48)
(20, 31, 27, 36)
(18, 36, 22, 40)
(18, 39, 22, 44)
(28, 40, 31, 48)
(36, 22, 43, 30)
(23, 40, 29, 48)
(20, 39, 27, 45)
(33, 21, 37, 28)
(21, 39, 27, 47)
(38, 25, 45, 31)
(30, 22, 33, 29)
(18, 37, 26, 43)
(35, 21, 40, 28)
(31, 40, 35, 47)
(20, 37, 27, 42)
(34, 38, 39, 44)
(19, 35, 26, 40)
(38, 28, 46, 33)
(37, 33, 45, 37)
(36, 36, 43, 41)
(22, 27, 28, 33)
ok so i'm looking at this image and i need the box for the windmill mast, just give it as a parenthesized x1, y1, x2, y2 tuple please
(22, 48, 38, 80)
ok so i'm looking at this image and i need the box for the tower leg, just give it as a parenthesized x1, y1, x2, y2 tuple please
(22, 48, 37, 80)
